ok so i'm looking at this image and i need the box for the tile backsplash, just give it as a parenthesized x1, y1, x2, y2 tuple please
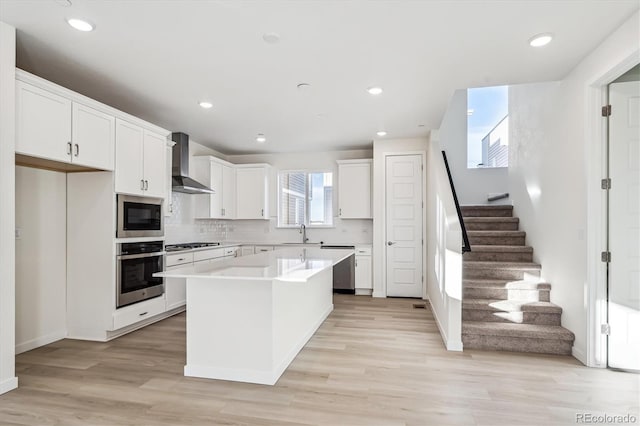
(165, 192, 372, 245)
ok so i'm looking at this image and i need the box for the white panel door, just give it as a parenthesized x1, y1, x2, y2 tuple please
(72, 102, 115, 170)
(16, 81, 71, 163)
(142, 130, 167, 199)
(608, 80, 640, 370)
(385, 155, 423, 298)
(115, 119, 144, 195)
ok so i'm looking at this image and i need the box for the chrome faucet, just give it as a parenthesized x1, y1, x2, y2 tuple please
(299, 224, 308, 243)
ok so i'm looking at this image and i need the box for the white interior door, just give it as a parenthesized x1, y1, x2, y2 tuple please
(385, 155, 423, 298)
(608, 79, 640, 370)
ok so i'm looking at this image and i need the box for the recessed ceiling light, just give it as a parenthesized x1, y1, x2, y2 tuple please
(263, 32, 281, 44)
(376, 131, 387, 137)
(297, 83, 311, 91)
(367, 87, 383, 95)
(529, 33, 553, 47)
(467, 109, 474, 116)
(418, 124, 425, 127)
(256, 134, 266, 143)
(199, 101, 213, 109)
(67, 18, 94, 32)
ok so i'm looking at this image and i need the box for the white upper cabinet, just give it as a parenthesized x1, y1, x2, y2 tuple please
(236, 165, 270, 220)
(72, 102, 115, 170)
(115, 119, 166, 198)
(194, 157, 237, 219)
(16, 81, 115, 170)
(337, 159, 372, 219)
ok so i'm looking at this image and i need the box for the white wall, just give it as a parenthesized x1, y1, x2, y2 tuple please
(426, 133, 463, 351)
(0, 21, 17, 395)
(372, 138, 428, 298)
(225, 149, 374, 245)
(15, 166, 67, 354)
(438, 89, 509, 205)
(507, 10, 640, 365)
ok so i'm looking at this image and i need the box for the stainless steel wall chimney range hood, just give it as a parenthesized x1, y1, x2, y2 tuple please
(171, 132, 215, 194)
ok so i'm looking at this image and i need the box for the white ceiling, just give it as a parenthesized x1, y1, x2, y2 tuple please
(1, 1, 638, 155)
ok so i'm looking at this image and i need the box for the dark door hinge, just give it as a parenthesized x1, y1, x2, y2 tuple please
(601, 178, 611, 190)
(601, 251, 611, 263)
(602, 105, 611, 117)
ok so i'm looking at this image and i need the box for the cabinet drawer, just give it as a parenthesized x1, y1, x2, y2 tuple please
(355, 246, 372, 256)
(166, 252, 194, 267)
(112, 296, 165, 330)
(223, 246, 238, 257)
(254, 245, 274, 253)
(193, 248, 224, 262)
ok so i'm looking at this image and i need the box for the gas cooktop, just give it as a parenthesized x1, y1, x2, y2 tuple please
(165, 242, 221, 252)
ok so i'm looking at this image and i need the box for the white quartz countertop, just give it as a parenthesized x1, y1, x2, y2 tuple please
(155, 247, 354, 282)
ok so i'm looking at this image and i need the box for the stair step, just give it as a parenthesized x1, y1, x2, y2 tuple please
(464, 217, 520, 231)
(463, 245, 533, 262)
(461, 205, 513, 217)
(468, 230, 526, 246)
(462, 299, 562, 325)
(463, 279, 550, 301)
(462, 321, 574, 355)
(463, 261, 541, 280)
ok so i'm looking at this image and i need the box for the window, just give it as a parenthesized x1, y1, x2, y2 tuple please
(278, 171, 333, 227)
(467, 85, 509, 168)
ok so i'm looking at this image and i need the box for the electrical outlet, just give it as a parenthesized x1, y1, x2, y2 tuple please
(15, 228, 22, 239)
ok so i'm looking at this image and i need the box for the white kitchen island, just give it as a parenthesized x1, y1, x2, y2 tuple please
(155, 247, 353, 385)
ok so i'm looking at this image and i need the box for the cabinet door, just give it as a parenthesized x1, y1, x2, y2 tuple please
(240, 246, 255, 257)
(164, 145, 174, 216)
(236, 167, 267, 219)
(209, 161, 224, 218)
(355, 255, 372, 289)
(16, 81, 72, 163)
(338, 162, 372, 219)
(166, 264, 187, 311)
(72, 102, 115, 170)
(142, 130, 167, 199)
(115, 119, 144, 195)
(222, 164, 236, 218)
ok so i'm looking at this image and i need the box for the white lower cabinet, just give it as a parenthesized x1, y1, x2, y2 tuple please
(112, 296, 166, 331)
(355, 246, 372, 293)
(239, 246, 255, 257)
(165, 252, 193, 311)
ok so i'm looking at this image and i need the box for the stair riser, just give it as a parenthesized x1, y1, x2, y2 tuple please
(462, 309, 560, 325)
(464, 268, 541, 280)
(461, 209, 513, 218)
(462, 334, 572, 355)
(463, 251, 533, 262)
(465, 222, 519, 231)
(463, 287, 550, 302)
(469, 235, 526, 245)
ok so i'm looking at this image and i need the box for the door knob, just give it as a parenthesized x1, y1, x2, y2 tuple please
(387, 241, 396, 246)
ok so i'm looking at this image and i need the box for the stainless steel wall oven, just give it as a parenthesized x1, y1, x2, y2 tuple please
(116, 241, 165, 308)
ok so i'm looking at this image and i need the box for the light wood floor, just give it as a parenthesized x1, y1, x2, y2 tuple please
(1, 295, 638, 426)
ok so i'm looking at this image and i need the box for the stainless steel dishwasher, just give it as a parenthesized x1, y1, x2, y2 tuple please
(320, 245, 355, 294)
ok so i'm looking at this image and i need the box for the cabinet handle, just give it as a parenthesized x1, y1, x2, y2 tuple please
(261, 209, 264, 217)
(141, 179, 145, 190)
(177, 258, 185, 262)
(74, 143, 79, 157)
(67, 142, 72, 155)
(169, 203, 173, 213)
(139, 311, 148, 316)
(339, 208, 342, 216)
(355, 259, 358, 267)
(221, 208, 225, 216)
(144, 180, 149, 190)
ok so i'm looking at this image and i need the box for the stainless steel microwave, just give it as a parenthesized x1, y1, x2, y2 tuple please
(117, 194, 164, 238)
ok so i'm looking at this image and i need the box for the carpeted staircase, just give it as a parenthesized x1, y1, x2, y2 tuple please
(461, 205, 575, 355)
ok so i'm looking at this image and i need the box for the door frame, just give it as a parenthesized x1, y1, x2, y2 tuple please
(585, 50, 639, 368)
(380, 151, 427, 299)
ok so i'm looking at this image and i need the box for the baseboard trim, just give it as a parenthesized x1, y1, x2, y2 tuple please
(429, 299, 463, 352)
(0, 376, 18, 395)
(15, 330, 66, 354)
(372, 291, 386, 298)
(572, 345, 588, 366)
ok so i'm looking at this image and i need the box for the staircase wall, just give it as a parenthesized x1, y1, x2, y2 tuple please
(425, 137, 463, 351)
(506, 10, 640, 366)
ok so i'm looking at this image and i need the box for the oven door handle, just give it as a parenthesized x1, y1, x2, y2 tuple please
(117, 251, 166, 261)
